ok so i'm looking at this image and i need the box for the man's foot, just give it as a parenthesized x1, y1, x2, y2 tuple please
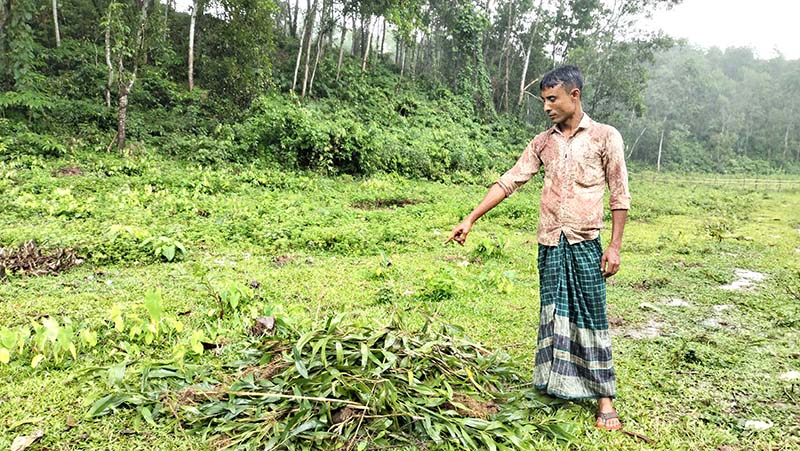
(595, 397, 621, 431)
(595, 410, 622, 431)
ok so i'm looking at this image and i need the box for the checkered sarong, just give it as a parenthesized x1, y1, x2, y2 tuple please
(533, 233, 615, 399)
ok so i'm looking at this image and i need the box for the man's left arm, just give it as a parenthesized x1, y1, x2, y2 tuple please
(601, 209, 627, 277)
(601, 128, 630, 278)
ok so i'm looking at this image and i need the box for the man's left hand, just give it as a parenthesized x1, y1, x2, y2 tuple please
(600, 246, 621, 278)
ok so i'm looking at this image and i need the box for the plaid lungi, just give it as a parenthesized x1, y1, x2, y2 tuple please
(533, 233, 615, 399)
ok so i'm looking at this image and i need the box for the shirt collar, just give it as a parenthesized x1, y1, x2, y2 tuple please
(549, 113, 593, 136)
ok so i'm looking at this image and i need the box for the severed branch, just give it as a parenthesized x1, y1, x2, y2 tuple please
(199, 390, 369, 409)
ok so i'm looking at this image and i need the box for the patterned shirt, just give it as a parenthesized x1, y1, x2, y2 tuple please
(497, 114, 630, 246)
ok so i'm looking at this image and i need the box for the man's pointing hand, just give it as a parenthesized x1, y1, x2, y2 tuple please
(445, 220, 473, 246)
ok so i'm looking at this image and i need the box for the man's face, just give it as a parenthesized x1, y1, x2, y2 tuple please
(541, 84, 579, 125)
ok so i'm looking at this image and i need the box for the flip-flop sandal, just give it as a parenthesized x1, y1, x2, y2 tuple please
(595, 410, 622, 431)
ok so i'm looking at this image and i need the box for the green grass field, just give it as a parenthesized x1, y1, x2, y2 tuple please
(1, 151, 798, 450)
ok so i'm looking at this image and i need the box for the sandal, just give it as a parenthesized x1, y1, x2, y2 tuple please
(595, 410, 622, 431)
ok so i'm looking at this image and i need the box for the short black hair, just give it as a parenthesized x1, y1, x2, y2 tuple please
(540, 65, 584, 93)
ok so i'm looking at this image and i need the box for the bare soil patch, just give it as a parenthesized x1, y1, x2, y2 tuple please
(271, 254, 298, 267)
(630, 277, 670, 291)
(53, 165, 83, 177)
(720, 269, 766, 291)
(625, 319, 668, 339)
(446, 393, 499, 419)
(351, 198, 421, 210)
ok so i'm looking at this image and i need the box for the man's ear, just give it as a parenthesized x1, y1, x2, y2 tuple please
(570, 88, 581, 101)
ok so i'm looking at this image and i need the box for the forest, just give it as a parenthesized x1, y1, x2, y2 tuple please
(1, 0, 798, 175)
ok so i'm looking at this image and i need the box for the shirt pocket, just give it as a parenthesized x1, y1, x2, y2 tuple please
(573, 146, 604, 189)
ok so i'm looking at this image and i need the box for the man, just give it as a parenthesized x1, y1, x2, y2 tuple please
(445, 65, 630, 431)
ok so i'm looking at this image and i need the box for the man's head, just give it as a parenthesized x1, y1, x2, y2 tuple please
(540, 65, 584, 125)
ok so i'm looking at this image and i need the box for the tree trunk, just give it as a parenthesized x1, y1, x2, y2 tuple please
(293, 0, 316, 93)
(518, 0, 544, 109)
(783, 105, 793, 162)
(291, 16, 306, 92)
(163, 0, 171, 41)
(309, 0, 328, 95)
(117, 78, 130, 150)
(784, 123, 790, 163)
(335, 14, 346, 81)
(627, 126, 647, 159)
(395, 38, 400, 65)
(52, 0, 61, 47)
(283, 0, 291, 35)
(0, 2, 7, 66)
(300, 0, 318, 96)
(351, 15, 357, 56)
(379, 17, 386, 57)
(105, 13, 113, 107)
(116, 0, 148, 151)
(359, 14, 367, 59)
(360, 16, 373, 73)
(411, 33, 420, 79)
(743, 112, 750, 157)
(502, 49, 510, 112)
(188, 0, 198, 91)
(291, 0, 299, 38)
(657, 117, 666, 172)
(309, 36, 323, 94)
(399, 41, 406, 80)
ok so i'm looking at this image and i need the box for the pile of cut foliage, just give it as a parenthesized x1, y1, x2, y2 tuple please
(87, 314, 577, 450)
(0, 240, 82, 281)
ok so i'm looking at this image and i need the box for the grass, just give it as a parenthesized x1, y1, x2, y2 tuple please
(0, 150, 799, 450)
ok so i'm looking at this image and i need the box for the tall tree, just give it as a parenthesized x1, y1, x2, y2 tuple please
(517, 0, 545, 109)
(188, 0, 200, 91)
(51, 0, 61, 47)
(104, 0, 149, 150)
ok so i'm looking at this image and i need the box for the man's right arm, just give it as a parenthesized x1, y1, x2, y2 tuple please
(445, 134, 543, 246)
(445, 183, 506, 245)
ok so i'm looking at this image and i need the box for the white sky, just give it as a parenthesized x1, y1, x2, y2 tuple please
(645, 0, 800, 60)
(173, 0, 800, 60)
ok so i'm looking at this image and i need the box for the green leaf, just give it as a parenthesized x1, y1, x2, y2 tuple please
(360, 342, 369, 368)
(335, 341, 344, 364)
(540, 422, 579, 442)
(0, 328, 17, 349)
(42, 317, 60, 343)
(288, 418, 320, 438)
(31, 354, 44, 368)
(190, 330, 204, 355)
(144, 289, 163, 325)
(296, 331, 316, 352)
(162, 245, 175, 261)
(80, 328, 98, 348)
(108, 362, 126, 387)
(139, 405, 156, 426)
(86, 393, 136, 418)
(293, 346, 308, 378)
